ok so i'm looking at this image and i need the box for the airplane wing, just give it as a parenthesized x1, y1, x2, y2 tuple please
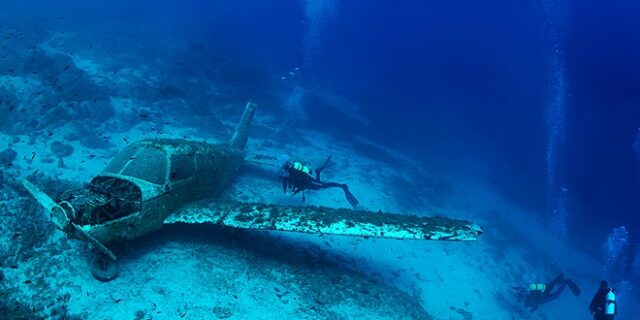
(164, 201, 482, 241)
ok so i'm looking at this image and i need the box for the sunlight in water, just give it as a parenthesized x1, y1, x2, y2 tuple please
(543, 0, 569, 238)
(602, 226, 629, 280)
(303, 0, 337, 67)
(282, 85, 308, 121)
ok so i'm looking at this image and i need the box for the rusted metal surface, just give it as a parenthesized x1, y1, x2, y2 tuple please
(23, 103, 256, 259)
(23, 101, 482, 265)
(80, 139, 245, 245)
(165, 201, 483, 241)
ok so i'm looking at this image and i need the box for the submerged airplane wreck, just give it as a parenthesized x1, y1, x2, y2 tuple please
(23, 102, 482, 281)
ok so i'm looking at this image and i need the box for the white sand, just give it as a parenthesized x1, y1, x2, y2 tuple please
(2, 34, 637, 320)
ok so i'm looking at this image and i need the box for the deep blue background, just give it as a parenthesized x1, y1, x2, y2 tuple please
(216, 0, 640, 255)
(7, 0, 640, 256)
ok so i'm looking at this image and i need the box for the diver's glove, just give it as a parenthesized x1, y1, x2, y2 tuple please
(317, 156, 334, 172)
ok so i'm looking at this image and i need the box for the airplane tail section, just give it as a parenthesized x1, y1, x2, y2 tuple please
(229, 102, 257, 150)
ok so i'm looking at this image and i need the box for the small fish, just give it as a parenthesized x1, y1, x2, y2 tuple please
(63, 65, 70, 71)
(12, 232, 22, 238)
(31, 152, 36, 160)
(114, 298, 122, 303)
(23, 280, 32, 284)
(123, 137, 129, 144)
(32, 169, 39, 175)
(139, 113, 149, 119)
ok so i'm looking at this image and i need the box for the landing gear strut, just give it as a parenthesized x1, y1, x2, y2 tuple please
(90, 252, 119, 282)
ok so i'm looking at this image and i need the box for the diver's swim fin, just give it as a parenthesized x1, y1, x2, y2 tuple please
(344, 189, 360, 207)
(566, 279, 581, 297)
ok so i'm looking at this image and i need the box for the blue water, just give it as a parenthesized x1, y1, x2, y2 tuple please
(2, 0, 640, 318)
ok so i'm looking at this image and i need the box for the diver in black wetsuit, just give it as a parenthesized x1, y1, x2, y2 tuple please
(589, 280, 617, 320)
(512, 274, 581, 312)
(279, 155, 359, 207)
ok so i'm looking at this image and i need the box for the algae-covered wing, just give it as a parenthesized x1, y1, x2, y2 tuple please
(164, 201, 483, 241)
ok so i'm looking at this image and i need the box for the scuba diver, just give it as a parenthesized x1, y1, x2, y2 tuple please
(278, 155, 359, 207)
(589, 280, 617, 320)
(512, 274, 581, 312)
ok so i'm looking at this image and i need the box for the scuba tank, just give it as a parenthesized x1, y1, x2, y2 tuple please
(604, 288, 616, 315)
(528, 283, 546, 291)
(292, 162, 312, 175)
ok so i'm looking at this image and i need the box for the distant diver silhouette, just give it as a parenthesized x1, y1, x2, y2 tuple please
(589, 280, 617, 320)
(512, 274, 581, 312)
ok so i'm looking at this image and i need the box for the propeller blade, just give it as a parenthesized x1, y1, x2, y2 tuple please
(71, 223, 118, 260)
(22, 179, 70, 230)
